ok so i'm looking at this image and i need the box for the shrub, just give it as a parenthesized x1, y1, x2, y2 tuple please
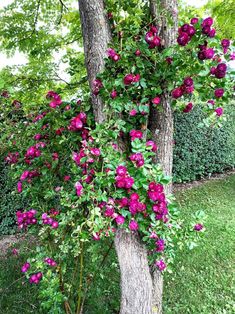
(173, 105, 235, 182)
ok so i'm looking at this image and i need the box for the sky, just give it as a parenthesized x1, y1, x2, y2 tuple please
(0, 0, 214, 72)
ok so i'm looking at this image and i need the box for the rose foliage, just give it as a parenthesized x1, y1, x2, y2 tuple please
(2, 13, 234, 312)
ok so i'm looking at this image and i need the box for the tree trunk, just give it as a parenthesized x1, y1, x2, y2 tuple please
(115, 229, 153, 314)
(149, 1, 178, 313)
(149, 0, 178, 194)
(79, 1, 153, 313)
(78, 0, 111, 124)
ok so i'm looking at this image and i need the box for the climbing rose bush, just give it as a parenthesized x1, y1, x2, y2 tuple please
(3, 14, 234, 312)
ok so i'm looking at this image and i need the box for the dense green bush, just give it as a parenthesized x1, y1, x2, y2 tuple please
(173, 105, 235, 182)
(0, 158, 28, 235)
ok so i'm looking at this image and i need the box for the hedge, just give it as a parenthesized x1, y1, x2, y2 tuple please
(173, 105, 235, 182)
(0, 158, 28, 235)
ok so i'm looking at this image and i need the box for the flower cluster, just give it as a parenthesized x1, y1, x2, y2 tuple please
(44, 257, 57, 267)
(25, 145, 41, 160)
(145, 25, 161, 48)
(29, 272, 43, 284)
(201, 17, 216, 37)
(123, 73, 140, 85)
(92, 79, 103, 95)
(130, 152, 144, 167)
(148, 182, 168, 222)
(171, 77, 194, 99)
(5, 152, 19, 164)
(177, 22, 196, 46)
(68, 112, 87, 131)
(129, 129, 143, 141)
(210, 63, 227, 79)
(42, 212, 59, 229)
(107, 48, 120, 61)
(46, 91, 62, 108)
(115, 165, 135, 189)
(155, 259, 166, 271)
(16, 209, 37, 229)
(198, 42, 215, 60)
(221, 39, 230, 54)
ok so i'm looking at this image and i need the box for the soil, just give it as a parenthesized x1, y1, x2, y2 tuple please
(0, 234, 26, 258)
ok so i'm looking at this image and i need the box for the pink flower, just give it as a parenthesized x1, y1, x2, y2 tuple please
(171, 87, 183, 99)
(155, 239, 165, 252)
(93, 233, 100, 241)
(21, 262, 30, 273)
(194, 223, 203, 231)
(129, 129, 143, 141)
(207, 100, 215, 105)
(146, 140, 158, 152)
(214, 88, 224, 98)
(107, 48, 120, 61)
(110, 90, 118, 99)
(17, 181, 22, 193)
(201, 17, 213, 27)
(44, 258, 57, 267)
(90, 148, 101, 156)
(130, 109, 137, 116)
(135, 49, 141, 56)
(116, 165, 127, 176)
(130, 193, 139, 201)
(215, 107, 223, 117)
(125, 176, 135, 189)
(29, 272, 43, 284)
(115, 215, 125, 225)
(51, 221, 59, 229)
(155, 260, 166, 271)
(75, 181, 83, 197)
(183, 102, 193, 113)
(221, 39, 230, 48)
(20, 170, 30, 181)
(190, 17, 198, 25)
(150, 231, 158, 239)
(104, 205, 115, 217)
(152, 97, 161, 105)
(129, 220, 139, 231)
(130, 152, 144, 167)
(123, 74, 140, 85)
(92, 79, 103, 95)
(64, 175, 71, 181)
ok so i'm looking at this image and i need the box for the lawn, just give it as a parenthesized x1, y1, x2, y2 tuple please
(0, 175, 234, 313)
(164, 174, 235, 314)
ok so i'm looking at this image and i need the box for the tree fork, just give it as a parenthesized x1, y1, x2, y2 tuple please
(79, 1, 154, 313)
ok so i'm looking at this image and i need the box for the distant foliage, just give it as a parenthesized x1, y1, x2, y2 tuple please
(173, 105, 235, 182)
(0, 158, 28, 235)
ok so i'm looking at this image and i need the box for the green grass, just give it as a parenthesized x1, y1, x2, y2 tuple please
(0, 175, 234, 313)
(0, 239, 40, 313)
(164, 175, 235, 314)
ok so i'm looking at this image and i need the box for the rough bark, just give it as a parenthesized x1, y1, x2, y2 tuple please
(79, 0, 111, 123)
(115, 230, 153, 314)
(149, 1, 178, 313)
(149, 0, 178, 195)
(79, 1, 153, 313)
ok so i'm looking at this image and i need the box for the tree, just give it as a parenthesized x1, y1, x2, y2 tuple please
(78, 0, 233, 313)
(1, 0, 233, 313)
